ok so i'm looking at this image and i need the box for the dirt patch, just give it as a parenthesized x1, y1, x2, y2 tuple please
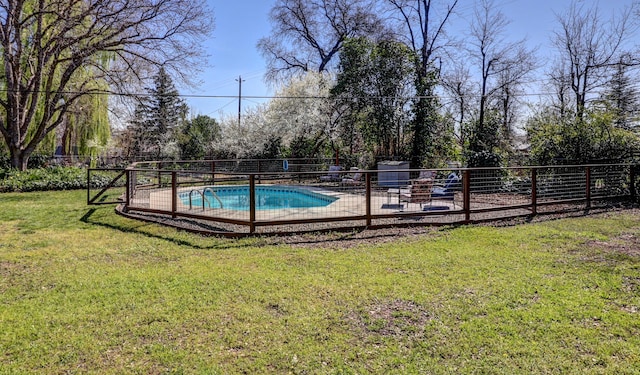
(0, 261, 28, 277)
(259, 225, 444, 249)
(347, 299, 432, 338)
(622, 276, 640, 293)
(588, 232, 640, 257)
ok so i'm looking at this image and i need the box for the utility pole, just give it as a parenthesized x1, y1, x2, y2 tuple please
(236, 75, 245, 126)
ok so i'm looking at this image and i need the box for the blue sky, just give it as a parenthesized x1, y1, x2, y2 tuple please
(183, 0, 635, 119)
(183, 0, 273, 119)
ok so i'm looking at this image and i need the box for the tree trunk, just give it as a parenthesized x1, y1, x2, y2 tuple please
(9, 148, 30, 171)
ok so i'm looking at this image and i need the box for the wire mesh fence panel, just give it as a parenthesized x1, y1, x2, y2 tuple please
(590, 165, 630, 198)
(252, 171, 367, 224)
(468, 168, 532, 211)
(537, 167, 587, 203)
(174, 173, 250, 223)
(115, 162, 636, 235)
(127, 169, 162, 209)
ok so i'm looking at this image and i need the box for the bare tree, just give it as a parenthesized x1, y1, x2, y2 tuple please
(467, 0, 536, 142)
(0, 0, 213, 170)
(385, 0, 459, 167)
(258, 0, 384, 84)
(552, 1, 637, 120)
(441, 63, 474, 146)
(494, 63, 535, 145)
(547, 59, 573, 119)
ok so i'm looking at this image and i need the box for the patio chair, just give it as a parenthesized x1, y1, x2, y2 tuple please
(341, 167, 363, 186)
(385, 171, 434, 209)
(319, 165, 343, 182)
(418, 170, 436, 180)
(427, 172, 461, 206)
(399, 178, 433, 208)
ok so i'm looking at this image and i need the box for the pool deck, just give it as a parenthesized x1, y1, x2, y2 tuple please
(139, 184, 459, 222)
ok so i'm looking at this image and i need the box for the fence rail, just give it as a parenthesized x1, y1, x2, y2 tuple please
(88, 162, 639, 236)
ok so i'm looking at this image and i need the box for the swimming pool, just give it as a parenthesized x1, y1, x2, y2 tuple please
(180, 185, 338, 211)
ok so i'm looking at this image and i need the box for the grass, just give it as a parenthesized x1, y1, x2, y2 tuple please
(1, 189, 639, 374)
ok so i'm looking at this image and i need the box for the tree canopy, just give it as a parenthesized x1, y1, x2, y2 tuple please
(0, 0, 213, 170)
(258, 0, 384, 83)
(252, 0, 640, 168)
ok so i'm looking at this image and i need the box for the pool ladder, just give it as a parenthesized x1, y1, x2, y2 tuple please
(188, 188, 223, 210)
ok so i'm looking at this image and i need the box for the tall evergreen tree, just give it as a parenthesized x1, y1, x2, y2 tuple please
(128, 67, 188, 159)
(128, 102, 151, 159)
(602, 59, 639, 131)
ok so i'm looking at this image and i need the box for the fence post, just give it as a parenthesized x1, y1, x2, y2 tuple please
(210, 161, 216, 185)
(366, 172, 372, 227)
(630, 165, 637, 202)
(531, 168, 537, 215)
(171, 171, 177, 218)
(257, 160, 262, 184)
(125, 169, 131, 210)
(585, 166, 591, 209)
(158, 161, 163, 188)
(249, 174, 256, 233)
(86, 168, 91, 205)
(463, 169, 471, 222)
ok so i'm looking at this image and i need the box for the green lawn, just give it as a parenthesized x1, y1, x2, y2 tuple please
(1, 189, 639, 374)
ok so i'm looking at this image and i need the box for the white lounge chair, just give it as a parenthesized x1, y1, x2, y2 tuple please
(320, 165, 342, 182)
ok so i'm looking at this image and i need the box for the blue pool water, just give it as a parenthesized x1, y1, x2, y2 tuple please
(180, 185, 338, 211)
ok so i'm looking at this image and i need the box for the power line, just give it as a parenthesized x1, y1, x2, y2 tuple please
(0, 88, 614, 102)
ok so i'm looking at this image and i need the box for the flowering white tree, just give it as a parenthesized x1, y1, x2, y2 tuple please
(213, 106, 269, 159)
(265, 72, 335, 151)
(213, 72, 337, 159)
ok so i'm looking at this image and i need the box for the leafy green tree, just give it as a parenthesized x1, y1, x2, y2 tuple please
(527, 107, 639, 165)
(411, 69, 448, 166)
(332, 38, 414, 158)
(386, 0, 459, 167)
(534, 3, 639, 167)
(178, 115, 220, 160)
(551, 1, 635, 121)
(463, 110, 505, 167)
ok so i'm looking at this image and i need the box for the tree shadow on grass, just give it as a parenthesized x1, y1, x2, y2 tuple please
(80, 202, 640, 250)
(79, 207, 257, 250)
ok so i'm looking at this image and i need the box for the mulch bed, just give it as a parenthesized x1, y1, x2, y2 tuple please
(117, 202, 639, 250)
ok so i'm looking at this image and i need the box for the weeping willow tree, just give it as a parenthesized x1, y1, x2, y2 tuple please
(26, 57, 113, 167)
(58, 70, 111, 166)
(0, 0, 213, 170)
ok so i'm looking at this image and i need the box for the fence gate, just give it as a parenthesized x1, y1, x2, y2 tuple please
(87, 168, 127, 205)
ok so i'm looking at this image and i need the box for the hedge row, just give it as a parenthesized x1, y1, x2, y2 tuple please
(0, 167, 122, 193)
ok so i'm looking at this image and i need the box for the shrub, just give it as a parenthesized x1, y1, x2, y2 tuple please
(0, 166, 123, 192)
